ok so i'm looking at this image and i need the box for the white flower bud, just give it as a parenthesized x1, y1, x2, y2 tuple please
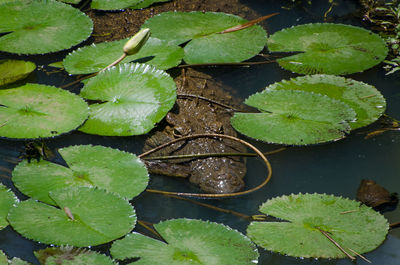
(123, 28, 151, 55)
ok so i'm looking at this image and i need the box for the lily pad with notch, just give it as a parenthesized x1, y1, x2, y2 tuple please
(0, 83, 89, 139)
(0, 250, 30, 265)
(0, 60, 36, 87)
(12, 144, 148, 205)
(7, 186, 136, 247)
(143, 11, 267, 64)
(110, 218, 258, 265)
(79, 63, 176, 136)
(247, 193, 389, 259)
(231, 89, 356, 145)
(63, 37, 183, 74)
(0, 183, 18, 230)
(35, 246, 117, 265)
(265, 75, 386, 129)
(267, 23, 388, 75)
(0, 0, 93, 54)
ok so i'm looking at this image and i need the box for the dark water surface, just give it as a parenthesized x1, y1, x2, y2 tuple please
(1, 0, 399, 264)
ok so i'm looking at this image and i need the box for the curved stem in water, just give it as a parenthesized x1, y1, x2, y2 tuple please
(139, 133, 272, 198)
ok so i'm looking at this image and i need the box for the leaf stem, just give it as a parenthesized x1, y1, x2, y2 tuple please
(137, 220, 167, 242)
(139, 133, 272, 198)
(318, 229, 356, 261)
(100, 53, 127, 72)
(142, 147, 287, 161)
(390, 221, 400, 229)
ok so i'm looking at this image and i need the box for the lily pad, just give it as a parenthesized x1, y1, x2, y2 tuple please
(247, 193, 389, 259)
(130, 0, 169, 9)
(267, 23, 388, 75)
(0, 60, 36, 87)
(35, 247, 117, 265)
(111, 218, 258, 265)
(58, 0, 81, 4)
(231, 89, 356, 145)
(8, 186, 136, 247)
(63, 37, 183, 74)
(0, 0, 93, 54)
(79, 63, 176, 136)
(265, 75, 386, 129)
(0, 83, 89, 139)
(143, 11, 267, 64)
(91, 0, 143, 10)
(0, 184, 18, 230)
(13, 145, 148, 205)
(0, 251, 30, 265)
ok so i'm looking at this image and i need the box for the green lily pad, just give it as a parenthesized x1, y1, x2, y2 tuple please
(0, 251, 30, 265)
(247, 193, 389, 259)
(91, 0, 143, 10)
(111, 218, 258, 265)
(58, 0, 81, 4)
(8, 187, 136, 247)
(0, 83, 89, 139)
(0, 184, 18, 230)
(265, 75, 386, 129)
(0, 0, 93, 54)
(35, 247, 117, 265)
(231, 90, 356, 145)
(143, 11, 267, 64)
(0, 60, 36, 87)
(79, 63, 176, 136)
(13, 145, 148, 205)
(130, 0, 169, 9)
(63, 37, 183, 74)
(267, 23, 388, 75)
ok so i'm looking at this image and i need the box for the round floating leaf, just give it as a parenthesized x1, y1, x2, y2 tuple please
(0, 60, 36, 87)
(0, 0, 93, 54)
(35, 247, 117, 265)
(247, 193, 389, 259)
(13, 145, 149, 204)
(0, 251, 30, 265)
(0, 83, 89, 139)
(111, 218, 258, 265)
(58, 0, 81, 4)
(0, 184, 18, 230)
(130, 0, 169, 9)
(143, 11, 267, 64)
(63, 37, 183, 74)
(231, 90, 356, 145)
(79, 63, 176, 136)
(91, 0, 142, 10)
(267, 23, 388, 75)
(265, 75, 386, 129)
(8, 187, 136, 247)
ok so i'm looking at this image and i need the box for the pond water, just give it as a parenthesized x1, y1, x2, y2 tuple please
(0, 0, 399, 264)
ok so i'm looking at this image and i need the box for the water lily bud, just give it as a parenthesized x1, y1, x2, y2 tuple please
(123, 28, 151, 55)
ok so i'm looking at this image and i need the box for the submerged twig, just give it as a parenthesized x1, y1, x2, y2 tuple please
(164, 194, 252, 220)
(177, 93, 240, 111)
(142, 147, 287, 161)
(390, 221, 400, 229)
(139, 133, 272, 198)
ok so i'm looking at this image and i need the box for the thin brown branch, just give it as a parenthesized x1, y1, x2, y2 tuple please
(142, 147, 287, 161)
(318, 229, 356, 261)
(348, 248, 371, 263)
(177, 93, 240, 111)
(139, 133, 272, 198)
(218, 13, 279, 34)
(390, 221, 400, 229)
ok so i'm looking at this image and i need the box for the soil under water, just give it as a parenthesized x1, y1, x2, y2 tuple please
(0, 0, 400, 264)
